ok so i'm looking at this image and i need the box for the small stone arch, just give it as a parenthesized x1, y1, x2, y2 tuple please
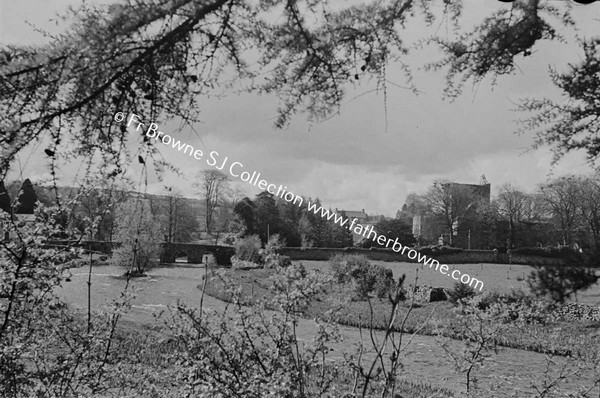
(160, 243, 235, 266)
(175, 251, 188, 263)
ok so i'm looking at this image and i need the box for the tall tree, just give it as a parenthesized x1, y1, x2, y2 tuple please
(539, 176, 581, 246)
(424, 180, 477, 246)
(298, 213, 313, 248)
(372, 218, 416, 248)
(160, 186, 200, 243)
(111, 201, 161, 275)
(276, 199, 303, 247)
(76, 182, 130, 241)
(0, 181, 10, 214)
(577, 176, 600, 252)
(302, 198, 328, 247)
(233, 197, 257, 236)
(196, 170, 229, 234)
(330, 211, 353, 248)
(495, 183, 528, 249)
(254, 192, 281, 244)
(14, 179, 37, 214)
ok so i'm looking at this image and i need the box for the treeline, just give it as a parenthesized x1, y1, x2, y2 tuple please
(0, 179, 200, 243)
(232, 191, 354, 248)
(403, 174, 600, 254)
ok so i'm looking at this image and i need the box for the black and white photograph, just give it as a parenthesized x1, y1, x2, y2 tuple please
(2, 0, 600, 396)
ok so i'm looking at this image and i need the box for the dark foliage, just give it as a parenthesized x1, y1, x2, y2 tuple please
(233, 197, 257, 235)
(368, 218, 416, 248)
(446, 281, 476, 304)
(212, 245, 236, 266)
(0, 181, 10, 214)
(330, 254, 397, 299)
(527, 266, 599, 303)
(511, 246, 583, 259)
(429, 287, 447, 302)
(14, 179, 37, 214)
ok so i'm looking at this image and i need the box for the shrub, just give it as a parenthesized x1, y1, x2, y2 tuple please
(234, 234, 262, 263)
(279, 255, 292, 267)
(475, 289, 529, 311)
(446, 281, 476, 304)
(527, 266, 599, 303)
(329, 253, 362, 283)
(263, 253, 287, 268)
(470, 290, 555, 325)
(231, 255, 262, 270)
(261, 234, 288, 268)
(212, 246, 236, 266)
(265, 233, 286, 253)
(350, 261, 376, 298)
(429, 287, 447, 302)
(371, 266, 397, 299)
(330, 254, 396, 298)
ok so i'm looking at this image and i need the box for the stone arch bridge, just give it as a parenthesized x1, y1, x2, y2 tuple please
(45, 240, 235, 266)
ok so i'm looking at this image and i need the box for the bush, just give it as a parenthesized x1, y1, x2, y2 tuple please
(470, 290, 555, 325)
(330, 254, 396, 299)
(329, 253, 363, 283)
(212, 246, 236, 266)
(446, 281, 476, 304)
(371, 266, 397, 299)
(264, 233, 286, 253)
(475, 289, 529, 311)
(350, 261, 376, 298)
(263, 253, 291, 269)
(527, 266, 599, 303)
(231, 255, 262, 270)
(234, 235, 262, 263)
(261, 234, 288, 268)
(279, 255, 292, 267)
(429, 287, 447, 302)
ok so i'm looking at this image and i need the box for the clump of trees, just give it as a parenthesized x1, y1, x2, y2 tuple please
(0, 179, 39, 215)
(358, 218, 415, 248)
(232, 192, 354, 248)
(403, 174, 600, 258)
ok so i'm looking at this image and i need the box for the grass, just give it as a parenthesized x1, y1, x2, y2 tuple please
(97, 311, 458, 397)
(54, 259, 600, 396)
(203, 265, 600, 358)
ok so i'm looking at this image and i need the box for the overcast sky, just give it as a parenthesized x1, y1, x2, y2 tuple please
(2, 0, 599, 216)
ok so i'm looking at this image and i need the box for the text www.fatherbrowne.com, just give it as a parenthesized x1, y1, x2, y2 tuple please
(305, 204, 484, 291)
(118, 112, 484, 291)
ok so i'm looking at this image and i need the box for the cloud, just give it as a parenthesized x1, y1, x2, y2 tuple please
(4, 1, 599, 219)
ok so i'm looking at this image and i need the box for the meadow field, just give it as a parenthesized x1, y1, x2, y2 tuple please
(302, 260, 600, 305)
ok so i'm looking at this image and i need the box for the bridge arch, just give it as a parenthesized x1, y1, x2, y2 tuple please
(160, 243, 235, 266)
